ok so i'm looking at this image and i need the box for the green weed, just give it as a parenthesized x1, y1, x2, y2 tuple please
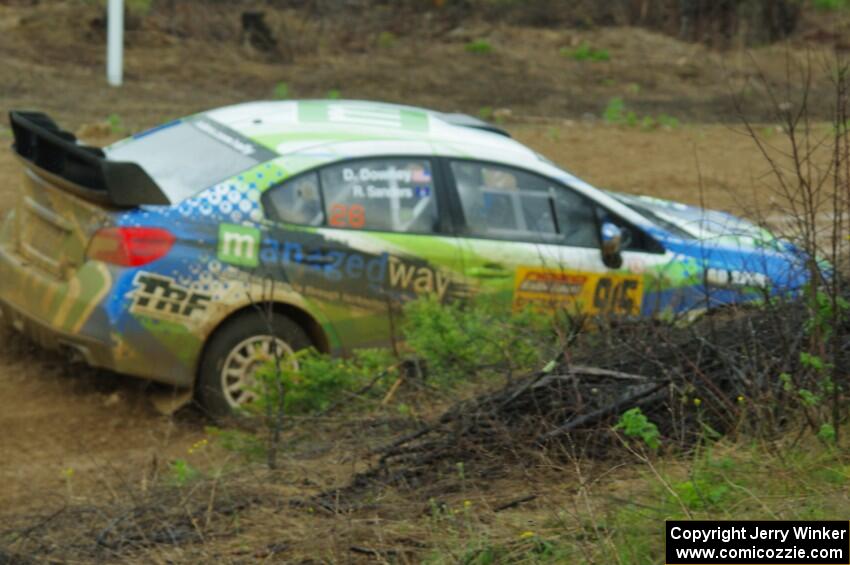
(465, 39, 493, 54)
(168, 459, 200, 486)
(813, 0, 849, 10)
(603, 97, 679, 130)
(561, 42, 610, 62)
(273, 81, 290, 99)
(614, 407, 661, 450)
(377, 31, 396, 49)
(107, 113, 125, 134)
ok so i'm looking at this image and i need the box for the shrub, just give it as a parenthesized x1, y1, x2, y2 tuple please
(401, 295, 551, 385)
(254, 347, 395, 415)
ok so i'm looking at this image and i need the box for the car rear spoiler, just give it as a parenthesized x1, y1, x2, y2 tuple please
(436, 112, 511, 137)
(9, 110, 170, 207)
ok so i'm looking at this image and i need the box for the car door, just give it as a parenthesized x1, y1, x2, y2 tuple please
(264, 156, 466, 352)
(445, 159, 650, 318)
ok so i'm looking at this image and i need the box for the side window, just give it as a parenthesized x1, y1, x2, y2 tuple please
(449, 161, 599, 247)
(595, 208, 665, 253)
(262, 172, 323, 226)
(319, 158, 439, 233)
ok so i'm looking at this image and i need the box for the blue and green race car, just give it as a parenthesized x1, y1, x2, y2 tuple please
(0, 100, 809, 416)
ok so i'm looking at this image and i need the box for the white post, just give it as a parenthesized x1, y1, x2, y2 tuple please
(107, 0, 124, 87)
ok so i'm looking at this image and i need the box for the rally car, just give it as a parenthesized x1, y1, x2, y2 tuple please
(0, 101, 809, 416)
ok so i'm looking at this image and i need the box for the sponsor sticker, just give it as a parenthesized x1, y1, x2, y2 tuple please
(218, 223, 261, 267)
(129, 272, 211, 323)
(513, 267, 644, 316)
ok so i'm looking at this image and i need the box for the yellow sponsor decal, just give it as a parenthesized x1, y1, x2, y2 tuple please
(513, 267, 644, 316)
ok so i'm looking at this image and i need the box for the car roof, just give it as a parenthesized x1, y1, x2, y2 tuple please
(201, 100, 662, 234)
(204, 100, 542, 168)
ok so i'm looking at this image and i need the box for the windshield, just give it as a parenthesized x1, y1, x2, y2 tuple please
(608, 193, 695, 239)
(105, 117, 269, 203)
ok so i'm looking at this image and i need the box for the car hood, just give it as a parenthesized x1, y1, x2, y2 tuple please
(608, 191, 783, 251)
(607, 191, 812, 292)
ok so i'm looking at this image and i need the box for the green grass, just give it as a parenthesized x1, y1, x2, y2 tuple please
(603, 97, 680, 130)
(561, 42, 610, 62)
(465, 39, 493, 54)
(421, 432, 850, 563)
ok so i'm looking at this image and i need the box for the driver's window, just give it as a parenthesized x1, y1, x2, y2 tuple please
(449, 160, 598, 247)
(319, 158, 439, 233)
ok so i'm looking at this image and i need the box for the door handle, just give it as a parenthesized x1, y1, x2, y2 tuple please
(468, 263, 512, 279)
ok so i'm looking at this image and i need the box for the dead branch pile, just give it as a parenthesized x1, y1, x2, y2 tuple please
(0, 480, 262, 562)
(338, 299, 846, 495)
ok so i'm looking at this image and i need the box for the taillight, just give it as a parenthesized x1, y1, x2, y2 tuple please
(87, 227, 175, 267)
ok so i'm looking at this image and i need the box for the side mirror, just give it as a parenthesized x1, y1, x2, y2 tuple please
(601, 221, 623, 269)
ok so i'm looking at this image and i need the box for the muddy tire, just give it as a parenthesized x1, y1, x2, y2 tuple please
(197, 311, 311, 420)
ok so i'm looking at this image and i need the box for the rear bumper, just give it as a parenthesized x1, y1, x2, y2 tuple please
(0, 242, 195, 387)
(0, 296, 114, 368)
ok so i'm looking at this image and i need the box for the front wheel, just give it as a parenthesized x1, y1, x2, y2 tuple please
(197, 311, 311, 419)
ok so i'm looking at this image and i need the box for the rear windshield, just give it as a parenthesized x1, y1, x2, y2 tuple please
(105, 118, 266, 203)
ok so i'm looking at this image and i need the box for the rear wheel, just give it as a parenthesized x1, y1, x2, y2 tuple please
(197, 312, 311, 419)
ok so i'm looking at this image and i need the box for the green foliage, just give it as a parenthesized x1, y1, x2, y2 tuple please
(255, 347, 394, 415)
(561, 42, 610, 62)
(97, 0, 151, 16)
(818, 423, 837, 444)
(465, 39, 493, 54)
(126, 0, 152, 15)
(168, 459, 200, 486)
(657, 114, 680, 128)
(813, 0, 849, 10)
(273, 82, 290, 100)
(614, 407, 661, 450)
(603, 98, 679, 130)
(206, 426, 266, 461)
(326, 89, 342, 100)
(401, 295, 550, 385)
(377, 31, 396, 48)
(804, 289, 850, 341)
(107, 113, 125, 134)
(673, 478, 730, 510)
(477, 106, 493, 120)
(780, 371, 794, 392)
(800, 351, 826, 372)
(603, 97, 628, 124)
